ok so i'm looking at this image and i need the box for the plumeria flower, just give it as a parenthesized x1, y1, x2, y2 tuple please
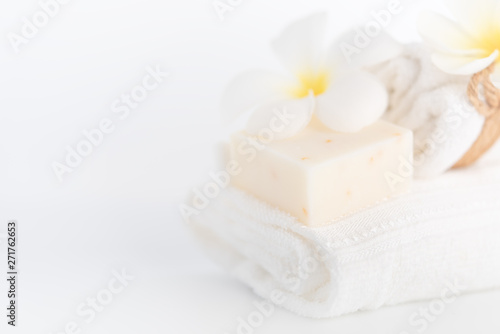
(221, 13, 401, 139)
(418, 0, 500, 82)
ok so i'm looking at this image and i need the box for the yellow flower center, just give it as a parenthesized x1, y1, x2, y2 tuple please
(474, 25, 500, 61)
(290, 70, 330, 98)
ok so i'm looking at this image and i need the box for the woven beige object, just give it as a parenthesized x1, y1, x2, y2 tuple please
(454, 64, 500, 168)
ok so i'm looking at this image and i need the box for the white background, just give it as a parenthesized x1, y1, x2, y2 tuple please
(0, 0, 499, 333)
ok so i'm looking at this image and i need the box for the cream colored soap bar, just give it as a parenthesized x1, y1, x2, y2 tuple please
(229, 118, 413, 226)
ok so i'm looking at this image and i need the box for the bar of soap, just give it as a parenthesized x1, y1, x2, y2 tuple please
(229, 118, 413, 226)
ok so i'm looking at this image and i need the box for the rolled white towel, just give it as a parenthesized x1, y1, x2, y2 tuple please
(368, 44, 485, 178)
(188, 143, 500, 318)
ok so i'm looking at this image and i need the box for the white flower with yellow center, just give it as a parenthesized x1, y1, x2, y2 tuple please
(418, 0, 500, 82)
(221, 13, 399, 139)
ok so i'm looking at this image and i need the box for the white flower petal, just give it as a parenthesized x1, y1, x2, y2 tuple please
(271, 12, 327, 74)
(315, 70, 388, 133)
(245, 92, 314, 140)
(496, 2, 500, 29)
(221, 70, 292, 123)
(329, 30, 403, 69)
(417, 11, 478, 54)
(442, 0, 498, 38)
(431, 49, 499, 75)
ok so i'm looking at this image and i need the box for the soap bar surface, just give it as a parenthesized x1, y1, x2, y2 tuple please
(229, 119, 413, 226)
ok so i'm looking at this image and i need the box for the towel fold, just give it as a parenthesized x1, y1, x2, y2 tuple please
(189, 144, 500, 318)
(368, 44, 485, 178)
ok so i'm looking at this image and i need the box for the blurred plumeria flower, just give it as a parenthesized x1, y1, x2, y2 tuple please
(418, 0, 500, 83)
(221, 13, 401, 139)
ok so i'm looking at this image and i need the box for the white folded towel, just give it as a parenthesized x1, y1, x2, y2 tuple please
(369, 44, 485, 178)
(188, 144, 500, 318)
